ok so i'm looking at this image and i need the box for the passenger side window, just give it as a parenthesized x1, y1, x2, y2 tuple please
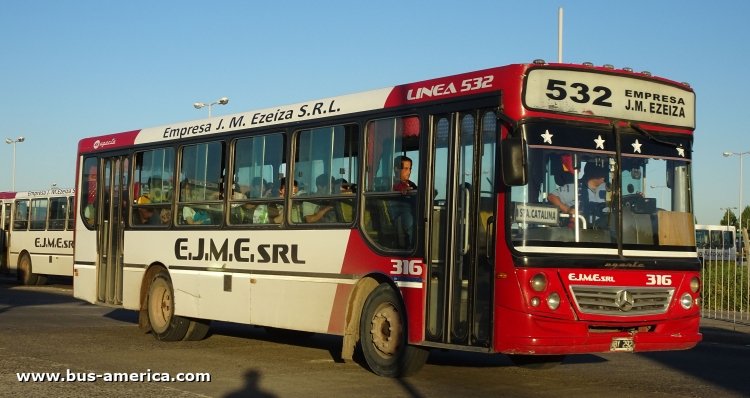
(81, 158, 98, 228)
(13, 199, 29, 230)
(132, 148, 175, 227)
(363, 116, 421, 250)
(29, 198, 48, 231)
(66, 196, 75, 230)
(230, 133, 284, 226)
(177, 141, 225, 226)
(291, 124, 359, 225)
(48, 197, 67, 231)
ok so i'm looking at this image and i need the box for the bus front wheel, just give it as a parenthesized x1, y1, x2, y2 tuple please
(18, 253, 45, 285)
(359, 283, 428, 377)
(146, 270, 189, 341)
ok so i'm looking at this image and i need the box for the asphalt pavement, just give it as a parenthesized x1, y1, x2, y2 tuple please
(700, 316, 750, 346)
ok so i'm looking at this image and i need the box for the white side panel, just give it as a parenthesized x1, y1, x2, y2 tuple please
(73, 228, 98, 265)
(9, 230, 74, 276)
(249, 275, 342, 332)
(122, 267, 146, 310)
(72, 227, 99, 301)
(30, 253, 73, 276)
(195, 271, 251, 323)
(169, 269, 202, 319)
(73, 264, 97, 304)
(121, 229, 351, 327)
(123, 229, 350, 274)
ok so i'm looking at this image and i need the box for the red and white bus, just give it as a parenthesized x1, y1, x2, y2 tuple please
(1, 188, 75, 284)
(73, 61, 700, 376)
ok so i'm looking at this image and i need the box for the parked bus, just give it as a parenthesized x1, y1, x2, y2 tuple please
(695, 224, 736, 261)
(73, 61, 700, 376)
(1, 188, 75, 284)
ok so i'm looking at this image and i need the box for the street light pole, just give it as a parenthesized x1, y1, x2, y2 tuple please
(723, 150, 750, 321)
(193, 97, 229, 117)
(5, 136, 25, 191)
(723, 151, 749, 250)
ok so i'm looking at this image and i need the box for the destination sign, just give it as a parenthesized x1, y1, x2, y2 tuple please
(524, 68, 695, 128)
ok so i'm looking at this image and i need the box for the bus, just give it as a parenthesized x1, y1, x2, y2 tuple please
(1, 188, 76, 284)
(695, 224, 736, 261)
(73, 60, 701, 376)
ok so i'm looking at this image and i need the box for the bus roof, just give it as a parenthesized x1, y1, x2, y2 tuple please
(78, 62, 695, 155)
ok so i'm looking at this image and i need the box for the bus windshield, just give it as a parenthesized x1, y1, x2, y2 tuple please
(510, 122, 694, 253)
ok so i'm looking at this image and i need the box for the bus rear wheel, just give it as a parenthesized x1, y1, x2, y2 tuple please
(17, 253, 45, 285)
(146, 270, 189, 341)
(359, 283, 428, 377)
(183, 318, 211, 341)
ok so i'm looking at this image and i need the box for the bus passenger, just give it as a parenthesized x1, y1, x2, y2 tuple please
(183, 206, 211, 225)
(271, 178, 301, 223)
(303, 174, 336, 223)
(393, 155, 417, 192)
(135, 195, 157, 225)
(159, 208, 172, 225)
(335, 178, 353, 194)
(231, 191, 269, 224)
(391, 155, 417, 247)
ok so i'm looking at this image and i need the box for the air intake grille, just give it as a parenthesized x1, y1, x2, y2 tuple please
(570, 286, 674, 315)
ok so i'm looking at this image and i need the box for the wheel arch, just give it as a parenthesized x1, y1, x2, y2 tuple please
(341, 272, 398, 361)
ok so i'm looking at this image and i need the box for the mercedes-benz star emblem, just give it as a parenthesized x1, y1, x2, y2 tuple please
(615, 290, 635, 312)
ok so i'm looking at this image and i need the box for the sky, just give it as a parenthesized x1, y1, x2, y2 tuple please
(1, 0, 749, 226)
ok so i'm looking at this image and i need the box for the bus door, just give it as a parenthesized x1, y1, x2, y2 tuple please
(1, 202, 9, 272)
(96, 156, 129, 305)
(426, 109, 497, 347)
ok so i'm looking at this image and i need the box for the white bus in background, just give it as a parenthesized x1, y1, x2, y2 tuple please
(0, 188, 75, 284)
(695, 224, 736, 261)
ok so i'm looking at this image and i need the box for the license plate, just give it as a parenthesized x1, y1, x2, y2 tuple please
(610, 337, 635, 352)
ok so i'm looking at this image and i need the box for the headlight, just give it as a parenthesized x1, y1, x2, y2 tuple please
(680, 293, 693, 309)
(547, 292, 561, 310)
(530, 273, 547, 292)
(530, 297, 541, 307)
(690, 277, 700, 293)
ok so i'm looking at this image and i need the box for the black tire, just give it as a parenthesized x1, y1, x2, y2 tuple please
(146, 270, 190, 341)
(508, 354, 566, 369)
(17, 253, 39, 285)
(359, 283, 429, 377)
(183, 318, 211, 341)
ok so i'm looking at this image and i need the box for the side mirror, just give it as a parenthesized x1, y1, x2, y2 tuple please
(501, 134, 527, 186)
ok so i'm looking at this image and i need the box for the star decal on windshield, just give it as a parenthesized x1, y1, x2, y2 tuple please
(541, 130, 553, 144)
(631, 139, 642, 154)
(594, 135, 605, 149)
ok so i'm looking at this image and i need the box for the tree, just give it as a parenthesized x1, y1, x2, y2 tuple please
(718, 206, 750, 231)
(720, 208, 738, 227)
(742, 205, 750, 230)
